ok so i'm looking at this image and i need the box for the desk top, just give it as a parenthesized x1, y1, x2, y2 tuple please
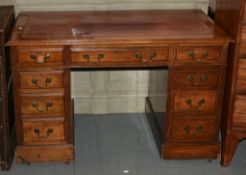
(7, 10, 231, 46)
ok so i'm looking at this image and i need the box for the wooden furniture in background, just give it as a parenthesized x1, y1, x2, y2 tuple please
(215, 0, 246, 166)
(6, 10, 231, 163)
(0, 6, 15, 170)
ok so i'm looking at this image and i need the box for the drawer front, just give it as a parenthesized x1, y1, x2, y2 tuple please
(20, 94, 64, 117)
(170, 117, 217, 142)
(19, 71, 64, 89)
(17, 47, 64, 65)
(175, 46, 222, 64)
(232, 94, 246, 126)
(173, 69, 220, 89)
(16, 145, 74, 163)
(22, 119, 65, 144)
(236, 59, 246, 91)
(172, 91, 218, 113)
(71, 47, 169, 63)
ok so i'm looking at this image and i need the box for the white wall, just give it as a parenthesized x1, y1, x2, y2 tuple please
(0, 0, 208, 114)
(1, 1, 208, 14)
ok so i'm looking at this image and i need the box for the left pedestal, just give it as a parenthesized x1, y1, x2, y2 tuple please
(11, 46, 74, 164)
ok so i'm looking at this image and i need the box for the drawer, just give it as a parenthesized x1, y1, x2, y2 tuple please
(170, 117, 217, 142)
(17, 47, 64, 65)
(20, 94, 64, 117)
(70, 47, 169, 63)
(22, 118, 65, 144)
(173, 69, 221, 89)
(174, 46, 223, 64)
(232, 94, 246, 126)
(16, 145, 74, 163)
(172, 91, 218, 113)
(236, 59, 246, 91)
(19, 70, 64, 89)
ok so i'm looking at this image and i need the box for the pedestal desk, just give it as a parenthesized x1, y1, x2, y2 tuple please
(6, 10, 231, 163)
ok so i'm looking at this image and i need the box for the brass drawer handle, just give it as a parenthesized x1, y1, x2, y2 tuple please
(135, 52, 142, 59)
(31, 78, 52, 88)
(185, 98, 206, 109)
(33, 128, 54, 138)
(30, 53, 51, 64)
(83, 53, 90, 59)
(183, 125, 204, 136)
(188, 50, 209, 61)
(32, 101, 53, 112)
(98, 53, 104, 59)
(150, 51, 157, 60)
(188, 51, 195, 57)
(186, 74, 208, 86)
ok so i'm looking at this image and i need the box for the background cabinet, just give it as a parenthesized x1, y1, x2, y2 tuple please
(0, 6, 15, 170)
(215, 0, 246, 166)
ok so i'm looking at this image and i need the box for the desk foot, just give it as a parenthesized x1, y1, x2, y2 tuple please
(161, 143, 220, 159)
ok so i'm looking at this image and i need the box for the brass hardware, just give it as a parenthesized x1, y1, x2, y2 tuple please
(185, 99, 192, 107)
(187, 75, 193, 81)
(183, 125, 204, 136)
(46, 78, 52, 85)
(135, 52, 142, 59)
(185, 98, 206, 109)
(188, 51, 195, 57)
(203, 51, 209, 58)
(32, 101, 53, 112)
(83, 53, 90, 59)
(47, 128, 53, 137)
(142, 59, 148, 63)
(31, 79, 38, 85)
(150, 51, 157, 60)
(34, 128, 40, 136)
(188, 50, 209, 61)
(201, 74, 208, 81)
(30, 53, 51, 64)
(198, 98, 206, 107)
(33, 128, 53, 138)
(18, 26, 23, 31)
(98, 53, 104, 59)
(186, 74, 209, 86)
(31, 78, 52, 88)
(30, 54, 36, 60)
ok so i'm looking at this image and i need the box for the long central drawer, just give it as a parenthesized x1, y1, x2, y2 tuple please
(70, 47, 169, 63)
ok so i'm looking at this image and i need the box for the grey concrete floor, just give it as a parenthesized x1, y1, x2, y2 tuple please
(1, 113, 246, 175)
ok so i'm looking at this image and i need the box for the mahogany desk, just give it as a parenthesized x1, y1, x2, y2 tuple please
(6, 10, 231, 164)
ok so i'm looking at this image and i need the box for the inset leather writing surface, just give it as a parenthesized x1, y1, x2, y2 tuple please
(8, 10, 231, 46)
